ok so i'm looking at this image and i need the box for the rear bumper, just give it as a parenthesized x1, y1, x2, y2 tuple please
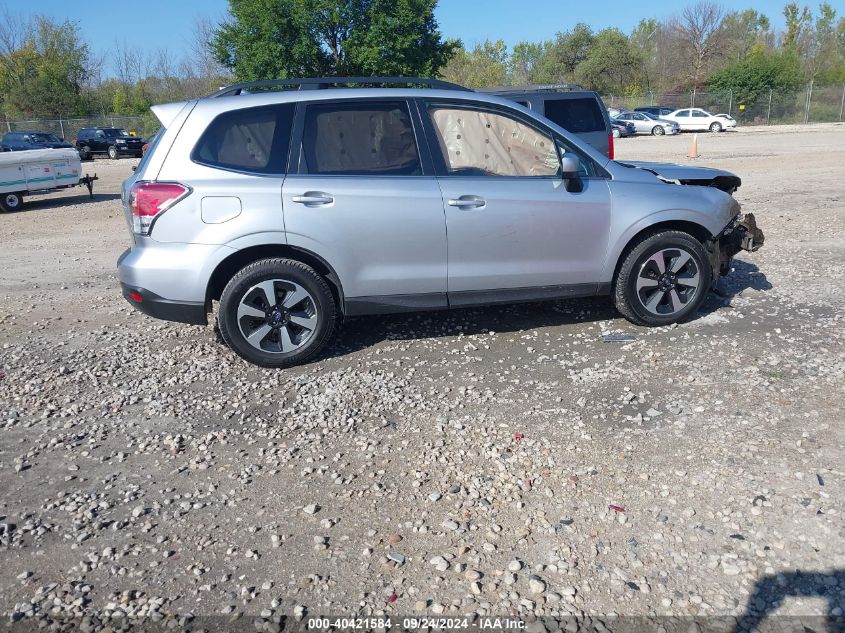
(120, 283, 207, 325)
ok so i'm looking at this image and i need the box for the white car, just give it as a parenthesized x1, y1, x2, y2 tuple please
(664, 108, 737, 132)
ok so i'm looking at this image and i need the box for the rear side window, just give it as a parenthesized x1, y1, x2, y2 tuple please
(300, 101, 421, 176)
(543, 98, 606, 134)
(193, 104, 295, 175)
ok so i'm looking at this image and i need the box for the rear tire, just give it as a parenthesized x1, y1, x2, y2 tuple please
(651, 126, 665, 136)
(218, 258, 336, 368)
(108, 145, 118, 159)
(709, 121, 722, 132)
(613, 230, 712, 327)
(0, 191, 24, 213)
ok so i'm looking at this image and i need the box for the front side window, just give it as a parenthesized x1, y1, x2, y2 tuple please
(555, 135, 602, 178)
(692, 110, 709, 117)
(427, 104, 558, 178)
(193, 103, 295, 175)
(300, 101, 421, 176)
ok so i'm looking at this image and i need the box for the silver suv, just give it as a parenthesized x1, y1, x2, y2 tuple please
(118, 77, 763, 368)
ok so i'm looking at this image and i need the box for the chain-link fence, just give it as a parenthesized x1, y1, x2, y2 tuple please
(603, 84, 845, 125)
(3, 85, 844, 137)
(1, 115, 148, 142)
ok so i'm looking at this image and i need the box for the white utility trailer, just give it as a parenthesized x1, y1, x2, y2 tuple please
(0, 148, 97, 212)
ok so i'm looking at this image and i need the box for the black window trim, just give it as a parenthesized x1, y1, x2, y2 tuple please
(190, 102, 296, 177)
(289, 97, 432, 178)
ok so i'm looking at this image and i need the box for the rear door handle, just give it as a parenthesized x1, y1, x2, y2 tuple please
(292, 192, 334, 205)
(447, 195, 486, 209)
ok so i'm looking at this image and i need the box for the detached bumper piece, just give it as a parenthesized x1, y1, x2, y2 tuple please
(120, 283, 208, 325)
(715, 213, 765, 276)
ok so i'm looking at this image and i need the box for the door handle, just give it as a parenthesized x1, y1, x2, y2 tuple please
(292, 192, 334, 205)
(447, 195, 486, 209)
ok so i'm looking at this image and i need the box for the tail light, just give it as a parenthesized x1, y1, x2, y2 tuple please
(129, 182, 191, 235)
(608, 133, 615, 160)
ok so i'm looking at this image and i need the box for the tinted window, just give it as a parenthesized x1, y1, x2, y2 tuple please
(193, 104, 294, 175)
(427, 104, 558, 178)
(692, 110, 708, 117)
(301, 101, 421, 176)
(543, 98, 605, 133)
(675, 110, 690, 117)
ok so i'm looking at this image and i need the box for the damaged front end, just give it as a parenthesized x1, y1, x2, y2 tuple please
(708, 212, 765, 280)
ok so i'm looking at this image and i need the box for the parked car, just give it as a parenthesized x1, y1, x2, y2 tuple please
(614, 111, 680, 136)
(483, 85, 615, 158)
(118, 76, 764, 368)
(610, 118, 636, 138)
(663, 108, 737, 132)
(607, 106, 625, 119)
(634, 106, 677, 118)
(1, 131, 74, 151)
(75, 128, 144, 159)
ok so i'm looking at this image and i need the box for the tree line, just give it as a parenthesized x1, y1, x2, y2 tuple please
(441, 1, 844, 104)
(0, 0, 843, 122)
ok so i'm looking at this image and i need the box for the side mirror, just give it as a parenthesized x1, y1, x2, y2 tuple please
(560, 155, 583, 193)
(560, 155, 580, 178)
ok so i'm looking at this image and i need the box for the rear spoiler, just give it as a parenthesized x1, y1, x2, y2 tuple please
(150, 101, 193, 128)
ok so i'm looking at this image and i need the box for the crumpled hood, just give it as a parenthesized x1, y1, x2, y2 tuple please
(616, 160, 742, 193)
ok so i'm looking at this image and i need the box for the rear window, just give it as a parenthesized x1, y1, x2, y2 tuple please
(543, 98, 606, 134)
(300, 101, 421, 176)
(193, 104, 295, 175)
(134, 128, 165, 175)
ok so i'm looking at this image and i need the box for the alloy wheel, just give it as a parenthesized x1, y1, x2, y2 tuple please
(635, 248, 701, 316)
(237, 279, 319, 353)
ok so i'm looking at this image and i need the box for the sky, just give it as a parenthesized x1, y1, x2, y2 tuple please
(11, 0, 795, 73)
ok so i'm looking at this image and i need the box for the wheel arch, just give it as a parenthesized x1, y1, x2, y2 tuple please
(610, 220, 713, 289)
(207, 244, 345, 313)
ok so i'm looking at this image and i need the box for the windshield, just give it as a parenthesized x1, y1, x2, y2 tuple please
(31, 133, 62, 143)
(103, 129, 131, 138)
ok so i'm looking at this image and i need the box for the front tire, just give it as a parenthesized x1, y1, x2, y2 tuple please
(709, 121, 722, 133)
(108, 145, 118, 159)
(651, 125, 665, 136)
(612, 128, 621, 138)
(0, 191, 24, 213)
(218, 258, 336, 368)
(613, 230, 712, 327)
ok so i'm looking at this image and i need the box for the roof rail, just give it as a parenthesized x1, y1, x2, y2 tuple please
(209, 76, 468, 97)
(483, 83, 587, 94)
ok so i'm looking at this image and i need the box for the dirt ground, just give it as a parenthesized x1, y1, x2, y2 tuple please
(0, 124, 843, 631)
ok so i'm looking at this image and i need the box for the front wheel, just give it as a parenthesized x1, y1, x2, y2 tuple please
(218, 258, 337, 368)
(613, 230, 712, 327)
(612, 128, 621, 138)
(0, 191, 24, 213)
(651, 125, 665, 136)
(107, 145, 118, 159)
(709, 121, 722, 132)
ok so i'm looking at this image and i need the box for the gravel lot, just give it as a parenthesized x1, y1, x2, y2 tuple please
(1, 124, 844, 631)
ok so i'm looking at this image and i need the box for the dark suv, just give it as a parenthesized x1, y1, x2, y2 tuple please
(75, 128, 144, 159)
(1, 131, 74, 151)
(634, 106, 677, 118)
(482, 85, 614, 158)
